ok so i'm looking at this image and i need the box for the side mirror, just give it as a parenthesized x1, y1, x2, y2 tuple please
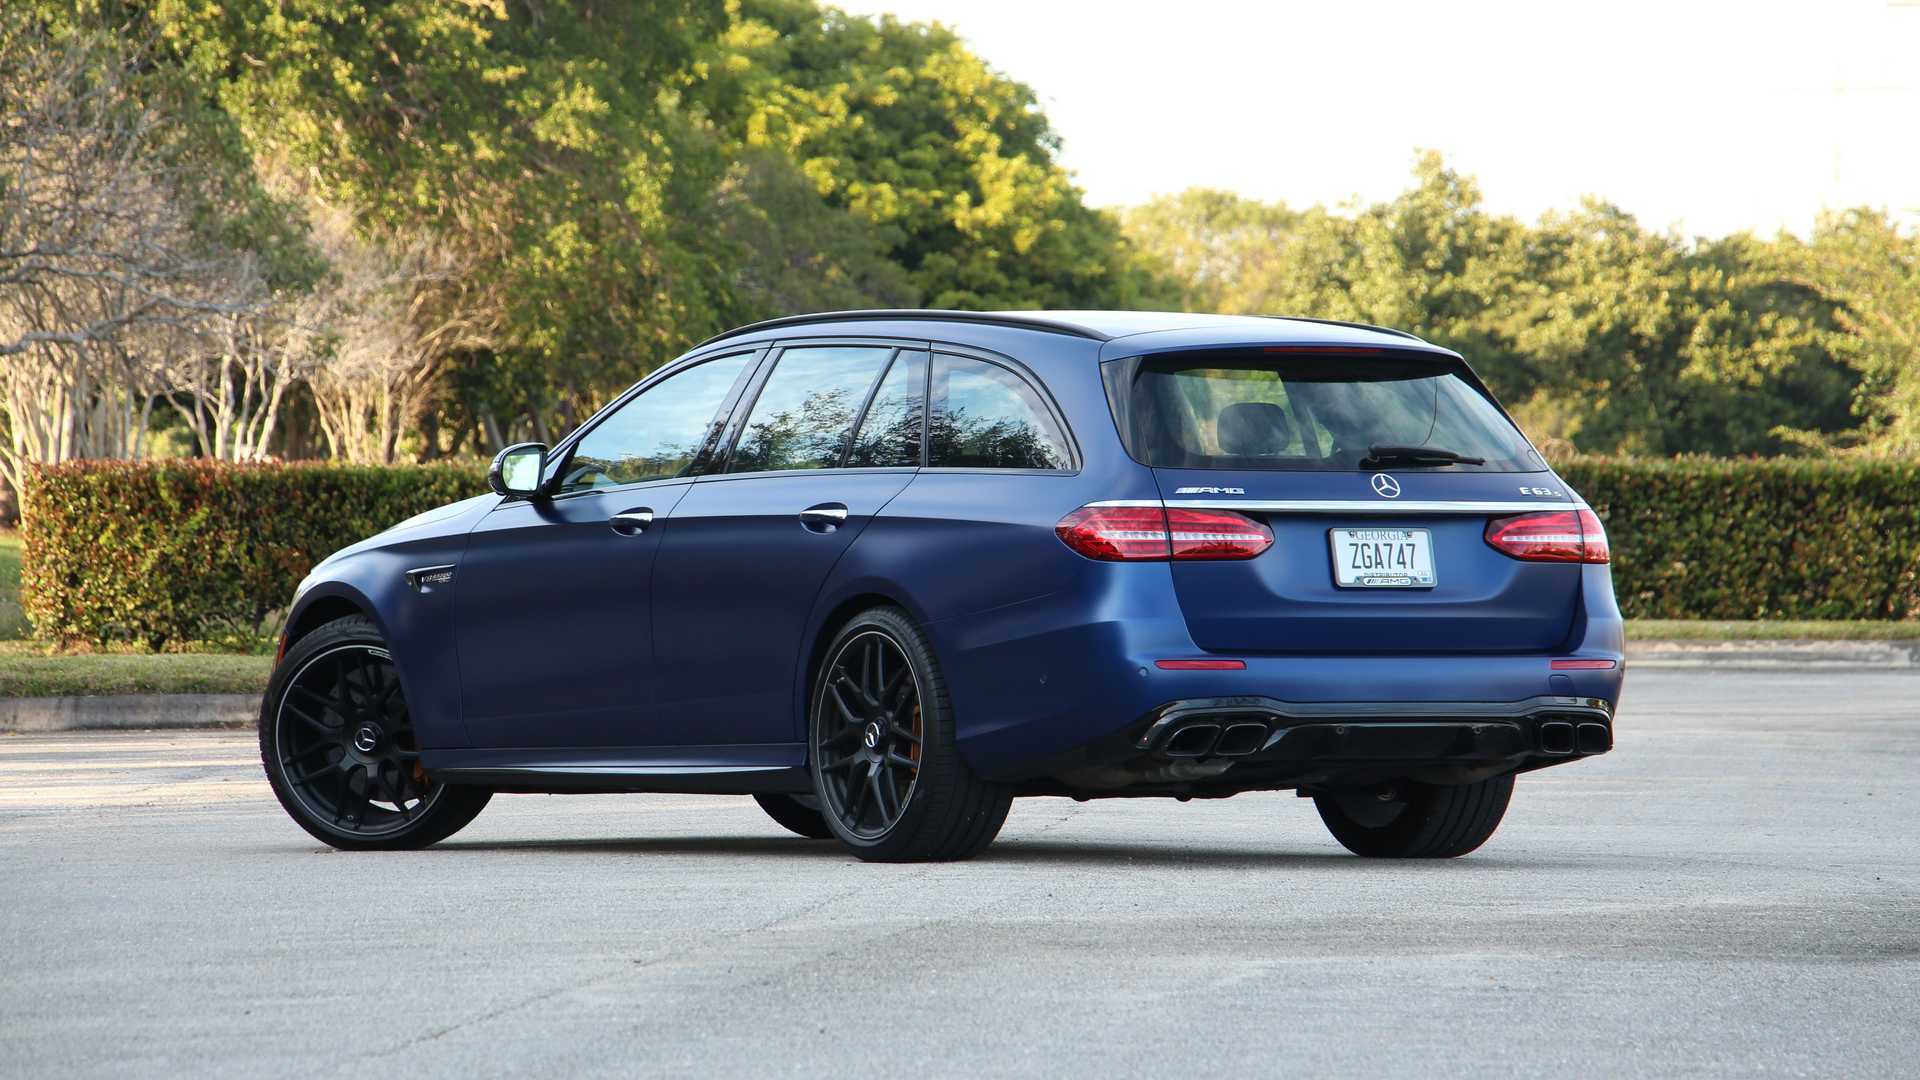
(489, 442, 549, 498)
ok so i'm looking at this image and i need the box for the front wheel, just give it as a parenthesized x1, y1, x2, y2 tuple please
(1313, 775, 1514, 858)
(809, 607, 1011, 862)
(260, 615, 490, 850)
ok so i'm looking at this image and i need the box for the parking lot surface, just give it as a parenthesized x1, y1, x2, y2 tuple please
(3, 669, 1917, 1077)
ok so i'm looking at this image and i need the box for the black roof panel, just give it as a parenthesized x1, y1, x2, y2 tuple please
(697, 309, 1426, 349)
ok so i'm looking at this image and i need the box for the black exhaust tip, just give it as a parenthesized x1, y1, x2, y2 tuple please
(1213, 722, 1269, 757)
(1163, 723, 1222, 757)
(1577, 722, 1612, 755)
(1538, 721, 1577, 755)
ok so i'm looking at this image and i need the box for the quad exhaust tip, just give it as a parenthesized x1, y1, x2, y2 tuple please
(1538, 721, 1578, 755)
(1577, 722, 1612, 754)
(1539, 719, 1611, 756)
(1160, 719, 1273, 758)
(1163, 723, 1222, 757)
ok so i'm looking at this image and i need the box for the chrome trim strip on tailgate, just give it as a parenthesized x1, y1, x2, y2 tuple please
(1087, 499, 1579, 514)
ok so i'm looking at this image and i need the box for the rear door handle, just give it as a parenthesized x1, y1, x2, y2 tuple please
(610, 507, 654, 536)
(799, 503, 848, 533)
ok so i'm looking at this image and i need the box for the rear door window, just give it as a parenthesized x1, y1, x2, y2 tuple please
(927, 355, 1071, 470)
(728, 346, 894, 472)
(847, 350, 927, 467)
(1125, 353, 1542, 472)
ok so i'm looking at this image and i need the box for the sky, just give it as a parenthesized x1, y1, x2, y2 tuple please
(831, 0, 1920, 238)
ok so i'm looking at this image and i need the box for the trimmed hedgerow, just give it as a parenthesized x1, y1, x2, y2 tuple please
(21, 461, 484, 648)
(15, 457, 1919, 648)
(1561, 458, 1920, 621)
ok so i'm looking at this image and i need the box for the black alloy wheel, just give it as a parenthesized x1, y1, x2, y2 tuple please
(808, 607, 1012, 862)
(814, 629, 925, 838)
(261, 616, 489, 850)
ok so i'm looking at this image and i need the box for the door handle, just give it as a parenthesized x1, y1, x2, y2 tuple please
(610, 508, 654, 536)
(799, 504, 848, 533)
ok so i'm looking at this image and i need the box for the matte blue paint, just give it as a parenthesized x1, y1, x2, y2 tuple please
(283, 312, 1626, 793)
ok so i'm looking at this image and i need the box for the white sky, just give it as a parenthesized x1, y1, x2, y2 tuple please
(832, 0, 1920, 238)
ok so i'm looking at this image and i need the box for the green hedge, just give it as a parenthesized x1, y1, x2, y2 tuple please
(22, 461, 485, 647)
(15, 457, 1919, 647)
(1562, 458, 1920, 620)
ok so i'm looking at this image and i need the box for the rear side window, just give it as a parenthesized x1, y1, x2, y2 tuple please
(1125, 353, 1542, 472)
(848, 350, 927, 467)
(928, 355, 1071, 470)
(730, 346, 893, 473)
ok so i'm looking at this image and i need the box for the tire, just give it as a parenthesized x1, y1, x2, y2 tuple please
(260, 615, 490, 851)
(753, 793, 834, 840)
(1313, 775, 1514, 858)
(808, 606, 1012, 862)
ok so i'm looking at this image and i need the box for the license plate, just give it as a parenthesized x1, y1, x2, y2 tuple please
(1329, 528, 1436, 588)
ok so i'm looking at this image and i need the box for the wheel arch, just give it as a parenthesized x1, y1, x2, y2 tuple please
(282, 591, 374, 652)
(794, 585, 927, 748)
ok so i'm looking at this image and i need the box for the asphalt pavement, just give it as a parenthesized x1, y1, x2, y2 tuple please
(2, 669, 1917, 1077)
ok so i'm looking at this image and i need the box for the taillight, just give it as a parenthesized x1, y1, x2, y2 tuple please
(1167, 508, 1274, 560)
(1056, 505, 1273, 561)
(1484, 509, 1610, 564)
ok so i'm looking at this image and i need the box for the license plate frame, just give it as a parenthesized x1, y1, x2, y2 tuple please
(1328, 527, 1437, 589)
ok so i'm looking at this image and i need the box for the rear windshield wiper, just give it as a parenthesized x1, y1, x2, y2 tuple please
(1360, 444, 1487, 468)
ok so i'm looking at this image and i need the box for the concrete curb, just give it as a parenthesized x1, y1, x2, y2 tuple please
(0, 694, 257, 734)
(1626, 639, 1920, 671)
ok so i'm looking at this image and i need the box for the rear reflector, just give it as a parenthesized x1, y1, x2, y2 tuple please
(1057, 505, 1272, 561)
(1155, 659, 1247, 670)
(1484, 509, 1610, 564)
(1551, 658, 1619, 670)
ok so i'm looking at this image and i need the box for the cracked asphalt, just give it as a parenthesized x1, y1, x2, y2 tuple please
(2, 669, 1917, 1078)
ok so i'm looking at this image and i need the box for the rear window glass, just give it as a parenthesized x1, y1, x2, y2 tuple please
(1124, 353, 1543, 472)
(928, 355, 1071, 470)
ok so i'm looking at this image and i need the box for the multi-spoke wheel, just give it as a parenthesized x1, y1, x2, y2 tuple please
(808, 607, 1011, 862)
(260, 616, 489, 850)
(815, 629, 924, 838)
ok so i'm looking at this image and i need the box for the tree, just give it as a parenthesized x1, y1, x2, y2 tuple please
(1120, 154, 1872, 457)
(1781, 211, 1920, 455)
(144, 0, 736, 440)
(0, 16, 287, 495)
(702, 0, 1178, 311)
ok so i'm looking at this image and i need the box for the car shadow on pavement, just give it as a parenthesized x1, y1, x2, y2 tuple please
(974, 839, 1574, 870)
(409, 834, 1571, 870)
(429, 836, 852, 858)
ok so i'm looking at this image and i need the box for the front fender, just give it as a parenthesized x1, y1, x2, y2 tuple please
(282, 544, 475, 753)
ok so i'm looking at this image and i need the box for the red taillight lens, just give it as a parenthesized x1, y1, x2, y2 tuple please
(1166, 508, 1273, 560)
(1055, 505, 1171, 560)
(1056, 505, 1273, 561)
(1485, 509, 1610, 564)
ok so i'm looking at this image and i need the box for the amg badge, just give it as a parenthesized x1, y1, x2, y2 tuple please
(405, 565, 456, 593)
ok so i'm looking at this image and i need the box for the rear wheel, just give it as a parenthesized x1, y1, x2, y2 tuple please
(1313, 775, 1514, 858)
(809, 607, 1011, 862)
(260, 616, 490, 850)
(753, 793, 834, 840)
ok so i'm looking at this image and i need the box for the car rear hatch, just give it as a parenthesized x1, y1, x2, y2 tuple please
(1106, 344, 1588, 655)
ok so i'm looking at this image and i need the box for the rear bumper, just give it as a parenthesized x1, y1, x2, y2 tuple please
(995, 693, 1615, 794)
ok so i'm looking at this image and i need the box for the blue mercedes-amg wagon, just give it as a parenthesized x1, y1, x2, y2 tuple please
(263, 310, 1624, 861)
